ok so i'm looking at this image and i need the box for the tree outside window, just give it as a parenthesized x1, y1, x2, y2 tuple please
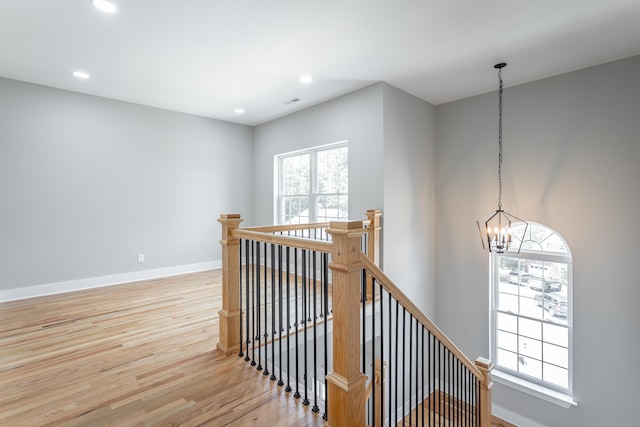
(277, 143, 348, 224)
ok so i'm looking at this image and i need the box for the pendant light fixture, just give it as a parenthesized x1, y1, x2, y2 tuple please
(477, 63, 528, 253)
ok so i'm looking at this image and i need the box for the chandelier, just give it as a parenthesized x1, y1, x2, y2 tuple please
(477, 63, 528, 253)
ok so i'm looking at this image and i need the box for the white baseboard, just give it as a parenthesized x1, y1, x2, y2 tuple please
(0, 261, 221, 303)
(493, 404, 548, 427)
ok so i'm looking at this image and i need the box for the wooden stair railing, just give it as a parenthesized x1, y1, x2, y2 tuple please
(218, 214, 493, 427)
(358, 252, 494, 427)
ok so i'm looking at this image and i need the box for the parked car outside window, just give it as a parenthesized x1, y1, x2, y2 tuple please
(534, 292, 567, 317)
(507, 271, 530, 284)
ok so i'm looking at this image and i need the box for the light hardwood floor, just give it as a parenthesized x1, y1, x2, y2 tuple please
(0, 270, 325, 426)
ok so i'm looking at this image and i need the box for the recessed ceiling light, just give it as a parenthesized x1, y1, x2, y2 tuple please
(299, 75, 313, 83)
(234, 108, 245, 114)
(91, 0, 117, 13)
(72, 71, 91, 79)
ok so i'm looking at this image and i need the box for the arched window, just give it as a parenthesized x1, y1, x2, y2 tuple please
(491, 222, 573, 397)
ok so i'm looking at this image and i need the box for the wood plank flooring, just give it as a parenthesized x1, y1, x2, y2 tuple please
(0, 270, 325, 426)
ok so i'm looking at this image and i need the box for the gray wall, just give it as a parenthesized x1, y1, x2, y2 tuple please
(253, 83, 385, 226)
(382, 84, 437, 317)
(0, 77, 253, 290)
(253, 83, 438, 316)
(435, 55, 640, 426)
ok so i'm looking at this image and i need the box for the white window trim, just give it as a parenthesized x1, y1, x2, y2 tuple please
(275, 141, 348, 225)
(492, 369, 577, 408)
(489, 223, 575, 407)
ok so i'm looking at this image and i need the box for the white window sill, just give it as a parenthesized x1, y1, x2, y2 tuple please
(492, 369, 577, 409)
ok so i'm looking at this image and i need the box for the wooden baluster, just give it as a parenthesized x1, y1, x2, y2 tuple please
(217, 214, 243, 356)
(326, 221, 368, 427)
(475, 357, 494, 427)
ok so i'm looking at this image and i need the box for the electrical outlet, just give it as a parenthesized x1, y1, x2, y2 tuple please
(137, 254, 144, 263)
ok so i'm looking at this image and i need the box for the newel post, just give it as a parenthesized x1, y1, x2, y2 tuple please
(365, 209, 382, 267)
(365, 209, 382, 301)
(475, 357, 494, 427)
(326, 221, 368, 426)
(217, 214, 243, 356)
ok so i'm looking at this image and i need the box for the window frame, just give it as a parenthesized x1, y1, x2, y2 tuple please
(275, 141, 348, 225)
(489, 222, 575, 405)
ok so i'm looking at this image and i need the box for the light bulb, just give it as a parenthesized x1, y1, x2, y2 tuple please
(91, 0, 117, 13)
(72, 71, 90, 79)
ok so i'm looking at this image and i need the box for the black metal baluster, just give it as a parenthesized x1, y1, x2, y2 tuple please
(256, 242, 262, 371)
(394, 299, 399, 426)
(263, 244, 271, 378)
(268, 244, 276, 380)
(420, 326, 428, 427)
(277, 245, 284, 386)
(294, 248, 300, 399)
(461, 361, 464, 426)
(416, 320, 420, 425)
(459, 361, 462, 426)
(302, 250, 309, 406)
(427, 331, 435, 427)
(379, 282, 384, 426)
(445, 349, 449, 426)
(312, 251, 319, 413)
(285, 246, 292, 392)
(439, 341, 442, 425)
(447, 348, 450, 426)
(251, 241, 256, 366)
(371, 276, 376, 425)
(468, 366, 472, 426)
(388, 293, 393, 427)
(454, 359, 458, 426)
(402, 307, 406, 425)
(319, 251, 324, 320)
(307, 250, 312, 324)
(322, 252, 329, 421)
(245, 239, 251, 362)
(361, 269, 366, 375)
(361, 270, 368, 427)
(448, 350, 452, 426)
(408, 312, 412, 426)
(239, 239, 244, 358)
(468, 369, 471, 427)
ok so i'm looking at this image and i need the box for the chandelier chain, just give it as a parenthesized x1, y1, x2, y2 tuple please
(497, 66, 503, 210)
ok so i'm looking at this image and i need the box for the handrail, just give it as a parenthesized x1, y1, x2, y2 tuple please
(244, 223, 329, 232)
(244, 219, 371, 234)
(232, 229, 333, 253)
(359, 252, 484, 381)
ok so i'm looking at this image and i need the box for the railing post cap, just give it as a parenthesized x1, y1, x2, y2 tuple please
(219, 214, 242, 220)
(328, 220, 364, 230)
(475, 357, 494, 370)
(366, 209, 382, 215)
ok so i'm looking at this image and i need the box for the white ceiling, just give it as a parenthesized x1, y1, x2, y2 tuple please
(1, 0, 639, 126)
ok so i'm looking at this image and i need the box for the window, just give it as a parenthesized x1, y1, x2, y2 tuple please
(491, 222, 573, 399)
(276, 142, 348, 224)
